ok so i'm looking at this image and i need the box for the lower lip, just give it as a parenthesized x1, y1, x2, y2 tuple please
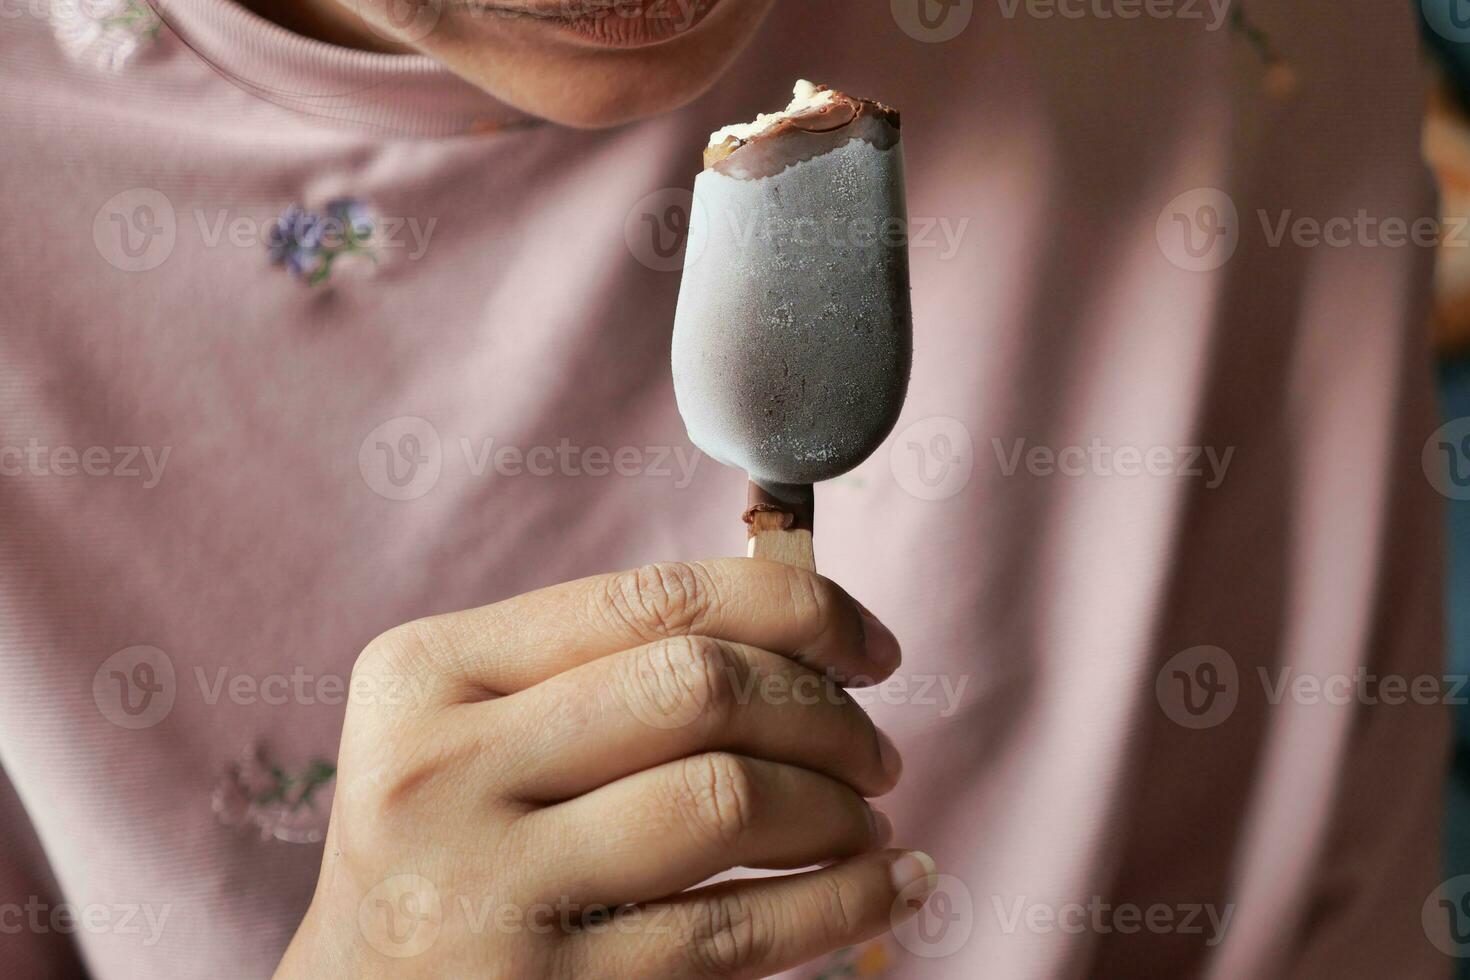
(498, 0, 723, 47)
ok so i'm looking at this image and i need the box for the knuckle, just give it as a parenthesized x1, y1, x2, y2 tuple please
(670, 753, 758, 846)
(635, 636, 741, 727)
(602, 562, 712, 640)
(351, 619, 454, 713)
(687, 893, 769, 976)
(352, 623, 430, 695)
(354, 623, 416, 675)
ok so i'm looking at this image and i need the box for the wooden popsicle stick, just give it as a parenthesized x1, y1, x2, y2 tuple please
(747, 518, 815, 570)
(743, 482, 816, 572)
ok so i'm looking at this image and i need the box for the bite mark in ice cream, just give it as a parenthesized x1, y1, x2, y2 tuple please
(706, 80, 840, 152)
(703, 80, 902, 178)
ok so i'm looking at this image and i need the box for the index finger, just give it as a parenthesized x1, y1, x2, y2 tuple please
(379, 559, 900, 698)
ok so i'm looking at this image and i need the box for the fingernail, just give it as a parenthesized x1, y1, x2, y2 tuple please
(889, 850, 938, 900)
(877, 728, 904, 783)
(871, 809, 894, 846)
(858, 607, 901, 670)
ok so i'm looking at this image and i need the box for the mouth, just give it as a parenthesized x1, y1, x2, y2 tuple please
(471, 0, 725, 48)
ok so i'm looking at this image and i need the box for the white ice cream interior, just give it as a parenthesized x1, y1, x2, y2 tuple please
(707, 80, 837, 150)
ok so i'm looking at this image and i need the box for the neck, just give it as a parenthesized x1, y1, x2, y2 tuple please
(233, 0, 417, 54)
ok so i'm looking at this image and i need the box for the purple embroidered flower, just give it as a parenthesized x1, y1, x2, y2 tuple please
(268, 200, 378, 286)
(326, 198, 375, 243)
(268, 205, 326, 277)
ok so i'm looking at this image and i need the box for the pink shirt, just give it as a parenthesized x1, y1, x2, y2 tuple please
(0, 1, 1451, 976)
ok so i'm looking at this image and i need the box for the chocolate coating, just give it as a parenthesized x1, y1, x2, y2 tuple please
(672, 130, 912, 490)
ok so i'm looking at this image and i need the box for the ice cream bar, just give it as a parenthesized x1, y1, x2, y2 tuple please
(671, 81, 912, 567)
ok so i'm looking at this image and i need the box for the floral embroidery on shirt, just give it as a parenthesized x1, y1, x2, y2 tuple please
(267, 200, 379, 286)
(1228, 2, 1297, 99)
(49, 0, 161, 71)
(806, 940, 892, 979)
(212, 744, 336, 844)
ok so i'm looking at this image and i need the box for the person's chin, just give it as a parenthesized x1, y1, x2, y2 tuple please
(403, 0, 776, 129)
